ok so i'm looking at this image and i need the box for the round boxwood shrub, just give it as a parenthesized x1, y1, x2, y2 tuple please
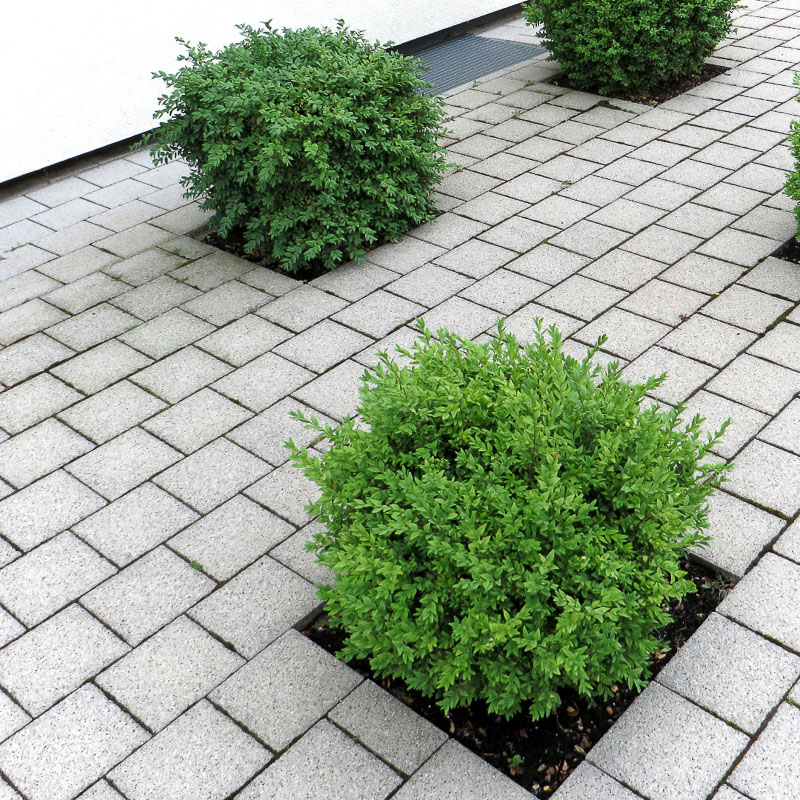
(145, 22, 449, 273)
(522, 0, 737, 96)
(287, 322, 729, 721)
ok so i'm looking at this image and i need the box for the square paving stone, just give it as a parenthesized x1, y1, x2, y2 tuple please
(329, 680, 447, 775)
(0, 469, 105, 551)
(0, 531, 115, 627)
(0, 300, 67, 346)
(660, 253, 744, 295)
(130, 346, 232, 404)
(539, 275, 626, 321)
(0, 374, 81, 435)
(188, 556, 317, 658)
(142, 388, 252, 453)
(0, 604, 128, 716)
(153, 438, 269, 514)
(119, 309, 214, 359)
(82, 546, 214, 645)
(729, 703, 800, 800)
(703, 285, 792, 333)
(459, 269, 547, 314)
(365, 237, 446, 273)
(0, 418, 93, 488)
(720, 553, 800, 651)
(0, 334, 73, 387)
(555, 762, 642, 800)
(504, 303, 584, 343)
(244, 461, 321, 527)
(331, 291, 425, 339)
(274, 320, 372, 373)
(181, 280, 270, 326)
(698, 229, 782, 268)
(595, 157, 667, 186)
(437, 168, 503, 199)
(623, 178, 701, 211)
(51, 338, 152, 395)
(0, 271, 61, 316)
(0, 685, 147, 800)
(392, 738, 530, 800)
(292, 359, 370, 422)
(104, 249, 185, 286)
(58, 380, 167, 444)
(0, 691, 29, 744)
(446, 193, 529, 228)
(495, 173, 562, 205)
(759, 399, 800, 455)
(725, 439, 800, 517)
(619, 279, 709, 326)
(661, 203, 737, 239)
(237, 719, 400, 800)
(548, 220, 629, 259)
(387, 264, 473, 307)
(211, 352, 313, 413)
(749, 322, 800, 372)
(621, 226, 703, 264)
(44, 272, 127, 315)
(98, 224, 173, 259)
(110, 275, 199, 320)
(433, 239, 518, 279)
(523, 195, 598, 230)
(532, 154, 599, 183)
(169, 495, 293, 581)
(775, 518, 800, 564)
(309, 260, 398, 303)
(587, 198, 666, 233)
(661, 314, 757, 368)
(270, 522, 333, 586)
(479, 217, 559, 253)
(195, 314, 289, 366)
(658, 613, 800, 735)
(211, 629, 361, 750)
(46, 304, 139, 352)
(707, 354, 800, 415)
(258, 285, 347, 332)
(561, 176, 632, 206)
(98, 616, 243, 731)
(588, 683, 748, 800)
(695, 183, 769, 216)
(574, 308, 670, 361)
(580, 249, 666, 291)
(109, 700, 269, 800)
(76, 780, 123, 799)
(352, 326, 422, 369)
(74, 482, 198, 566)
(739, 257, 800, 301)
(449, 133, 508, 159)
(66, 428, 181, 501)
(507, 244, 590, 284)
(623, 347, 716, 405)
(734, 205, 796, 242)
(37, 221, 111, 256)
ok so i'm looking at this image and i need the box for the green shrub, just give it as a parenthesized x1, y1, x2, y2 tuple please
(144, 22, 449, 273)
(785, 80, 800, 229)
(287, 321, 729, 721)
(522, 0, 737, 96)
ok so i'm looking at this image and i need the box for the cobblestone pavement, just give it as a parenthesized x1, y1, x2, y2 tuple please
(0, 1, 799, 798)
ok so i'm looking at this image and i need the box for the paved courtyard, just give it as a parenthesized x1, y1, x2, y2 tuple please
(0, 1, 799, 798)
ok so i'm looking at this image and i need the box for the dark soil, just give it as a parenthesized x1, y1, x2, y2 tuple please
(548, 63, 730, 106)
(303, 559, 732, 796)
(772, 235, 800, 265)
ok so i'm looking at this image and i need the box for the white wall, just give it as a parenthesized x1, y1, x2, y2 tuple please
(1, 1, 517, 182)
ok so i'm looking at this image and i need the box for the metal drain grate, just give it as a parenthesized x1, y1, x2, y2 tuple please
(411, 34, 546, 94)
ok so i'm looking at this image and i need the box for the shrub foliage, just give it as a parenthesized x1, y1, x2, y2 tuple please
(522, 0, 737, 96)
(145, 22, 449, 273)
(288, 322, 728, 721)
(784, 75, 800, 230)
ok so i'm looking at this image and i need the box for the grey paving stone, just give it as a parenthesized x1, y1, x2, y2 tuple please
(421, 296, 500, 340)
(244, 461, 321, 527)
(619, 279, 709, 326)
(740, 256, 800, 301)
(580, 249, 666, 291)
(43, 272, 126, 316)
(181, 280, 270, 327)
(76, 780, 124, 800)
(80, 159, 147, 187)
(83, 178, 159, 210)
(211, 629, 360, 749)
(329, 680, 447, 775)
(119, 308, 214, 359)
(711, 786, 750, 800)
(0, 532, 115, 626)
(58, 380, 166, 444)
(698, 229, 782, 268)
(274, 320, 372, 373)
(775, 518, 800, 565)
(189, 555, 317, 658)
(594, 156, 667, 186)
(449, 133, 508, 159)
(410, 213, 490, 250)
(623, 346, 715, 404)
(0, 469, 105, 551)
(226, 397, 334, 467)
(257, 285, 347, 333)
(438, 168, 503, 199)
(621, 225, 703, 264)
(703, 284, 792, 333)
(153, 437, 269, 514)
(0, 780, 22, 800)
(587, 198, 666, 233)
(393, 738, 529, 800)
(570, 137, 635, 165)
(555, 762, 641, 800)
(479, 217, 559, 253)
(720, 552, 800, 652)
(0, 684, 147, 800)
(507, 134, 572, 162)
(589, 683, 747, 800)
(142, 388, 251, 454)
(82, 546, 213, 645)
(574, 308, 670, 361)
(32, 198, 106, 231)
(365, 237, 446, 274)
(169, 494, 292, 581)
(0, 418, 93, 488)
(46, 304, 140, 352)
(0, 245, 54, 282)
(632, 139, 697, 167)
(734, 205, 796, 243)
(433, 239, 518, 279)
(0, 219, 51, 254)
(623, 177, 702, 211)
(51, 339, 152, 395)
(331, 290, 425, 339)
(66, 428, 181, 501)
(707, 354, 800, 415)
(237, 719, 400, 800)
(0, 604, 128, 716)
(310, 260, 398, 302)
(694, 183, 769, 216)
(27, 177, 96, 208)
(109, 699, 268, 800)
(450, 193, 531, 227)
(131, 346, 232, 404)
(533, 155, 600, 184)
(0, 196, 48, 227)
(661, 202, 737, 239)
(111, 275, 199, 320)
(522, 195, 597, 230)
(0, 271, 61, 317)
(0, 374, 81, 435)
(729, 703, 800, 800)
(98, 616, 242, 732)
(725, 439, 800, 517)
(459, 269, 546, 314)
(547, 220, 629, 259)
(504, 302, 584, 343)
(137, 160, 191, 189)
(465, 102, 518, 124)
(292, 359, 368, 421)
(507, 244, 590, 284)
(151, 202, 212, 235)
(728, 162, 788, 194)
(387, 264, 473, 308)
(660, 254, 745, 295)
(37, 221, 112, 256)
(760, 399, 800, 455)
(195, 314, 289, 366)
(749, 322, 800, 372)
(658, 612, 799, 735)
(0, 299, 67, 346)
(103, 249, 185, 287)
(270, 521, 333, 586)
(538, 275, 625, 321)
(211, 352, 313, 413)
(352, 326, 422, 369)
(88, 199, 164, 233)
(494, 173, 562, 205)
(97, 223, 173, 258)
(74, 482, 198, 566)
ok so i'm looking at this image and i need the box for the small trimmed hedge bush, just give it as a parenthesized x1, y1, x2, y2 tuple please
(145, 22, 449, 273)
(784, 77, 800, 229)
(288, 321, 729, 721)
(522, 0, 737, 96)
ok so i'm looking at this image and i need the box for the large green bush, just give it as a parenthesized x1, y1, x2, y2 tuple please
(288, 322, 728, 721)
(784, 76, 800, 230)
(145, 22, 449, 273)
(523, 0, 737, 96)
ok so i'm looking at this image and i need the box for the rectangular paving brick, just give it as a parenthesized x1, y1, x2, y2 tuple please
(111, 275, 199, 320)
(707, 353, 800, 415)
(759, 398, 800, 456)
(725, 439, 800, 517)
(195, 314, 289, 366)
(104, 249, 185, 287)
(331, 290, 425, 339)
(244, 461, 321, 527)
(0, 374, 81, 435)
(274, 320, 372, 373)
(0, 300, 67, 346)
(46, 304, 139, 352)
(51, 339, 152, 395)
(548, 220, 629, 258)
(703, 284, 791, 333)
(574, 308, 670, 361)
(623, 347, 716, 404)
(131, 346, 232, 404)
(119, 308, 214, 359)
